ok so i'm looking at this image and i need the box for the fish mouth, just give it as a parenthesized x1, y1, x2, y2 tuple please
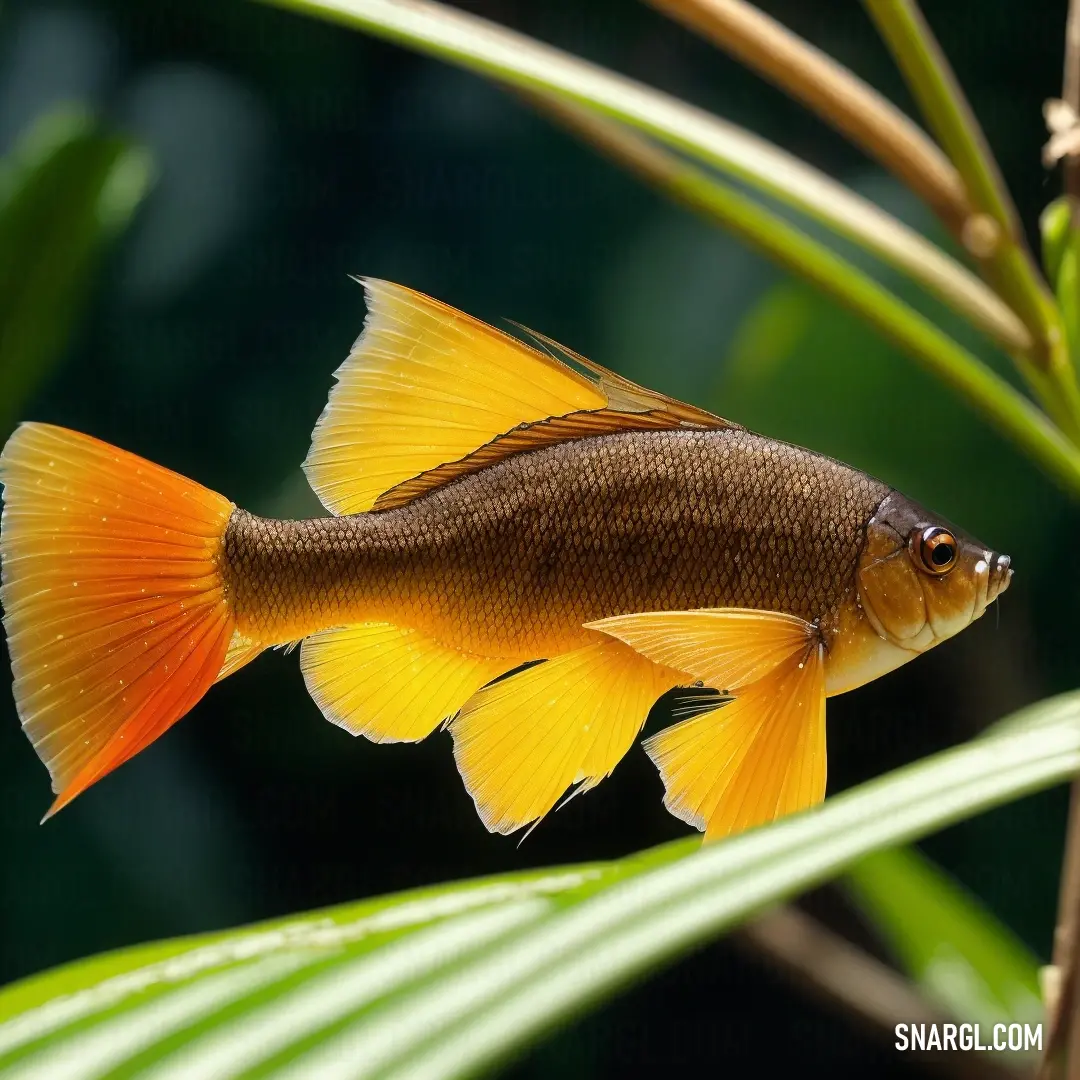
(858, 550, 1013, 653)
(986, 553, 1012, 605)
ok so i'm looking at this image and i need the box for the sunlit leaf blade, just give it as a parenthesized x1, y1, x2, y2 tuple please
(847, 847, 1043, 1033)
(0, 108, 154, 438)
(1041, 197, 1080, 372)
(1041, 197, 1072, 289)
(646, 0, 970, 233)
(1, 691, 1079, 1078)
(528, 99, 1080, 500)
(256, 0, 1029, 361)
(863, 0, 1080, 440)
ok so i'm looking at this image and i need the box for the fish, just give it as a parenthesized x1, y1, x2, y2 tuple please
(0, 280, 1013, 840)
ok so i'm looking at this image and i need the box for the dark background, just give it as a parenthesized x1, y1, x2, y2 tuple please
(0, 1, 1072, 1076)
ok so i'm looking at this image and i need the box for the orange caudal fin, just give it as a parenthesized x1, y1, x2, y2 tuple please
(0, 424, 236, 818)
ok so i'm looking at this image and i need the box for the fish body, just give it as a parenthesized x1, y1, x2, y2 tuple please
(0, 281, 1012, 839)
(226, 428, 886, 683)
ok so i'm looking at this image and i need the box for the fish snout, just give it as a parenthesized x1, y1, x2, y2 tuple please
(986, 553, 1012, 604)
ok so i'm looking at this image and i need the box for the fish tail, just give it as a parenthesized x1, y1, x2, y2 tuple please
(0, 423, 236, 818)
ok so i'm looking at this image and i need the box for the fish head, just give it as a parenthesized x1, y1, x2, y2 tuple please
(855, 491, 1011, 653)
(823, 491, 1011, 696)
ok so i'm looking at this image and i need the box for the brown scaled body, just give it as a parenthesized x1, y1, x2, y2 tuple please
(223, 427, 889, 660)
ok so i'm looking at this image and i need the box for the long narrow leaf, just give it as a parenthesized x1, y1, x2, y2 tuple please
(647, 0, 971, 234)
(257, 0, 1033, 358)
(848, 847, 1043, 1032)
(2, 690, 1079, 1078)
(531, 98, 1080, 497)
(864, 0, 1079, 433)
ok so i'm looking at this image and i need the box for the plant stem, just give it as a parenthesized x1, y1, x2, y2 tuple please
(1039, 781, 1080, 1079)
(863, 1, 1017, 248)
(1039, 16, 1080, 1074)
(258, 0, 1033, 359)
(648, 0, 972, 237)
(742, 906, 1023, 1080)
(532, 96, 1080, 500)
(864, 0, 1080, 441)
(1062, 0, 1080, 201)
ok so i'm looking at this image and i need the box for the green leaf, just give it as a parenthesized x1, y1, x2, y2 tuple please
(1041, 197, 1072, 288)
(0, 108, 154, 438)
(718, 276, 1059, 555)
(847, 847, 1043, 1032)
(1, 690, 1079, 1079)
(534, 101, 1080, 501)
(256, 0, 1080, 493)
(1041, 198, 1080, 373)
(256, 0, 1025, 362)
(651, 165, 1080, 504)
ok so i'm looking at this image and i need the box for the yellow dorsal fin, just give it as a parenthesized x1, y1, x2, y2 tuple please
(643, 644, 826, 842)
(372, 408, 705, 511)
(513, 324, 729, 428)
(299, 622, 511, 743)
(585, 608, 816, 692)
(304, 280, 604, 515)
(304, 280, 732, 515)
(450, 640, 683, 836)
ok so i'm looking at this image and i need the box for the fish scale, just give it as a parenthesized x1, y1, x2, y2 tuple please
(223, 427, 887, 659)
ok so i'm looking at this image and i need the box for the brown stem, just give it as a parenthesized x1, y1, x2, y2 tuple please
(742, 906, 1025, 1080)
(647, 0, 972, 236)
(864, 0, 1070, 377)
(1038, 781, 1080, 1079)
(1064, 0, 1080, 201)
(525, 91, 1029, 355)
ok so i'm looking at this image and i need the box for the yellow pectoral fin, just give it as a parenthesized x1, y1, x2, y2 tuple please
(642, 643, 826, 843)
(586, 608, 816, 692)
(451, 640, 683, 836)
(300, 623, 511, 743)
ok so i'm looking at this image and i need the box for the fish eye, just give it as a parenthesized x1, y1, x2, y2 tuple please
(911, 526, 958, 575)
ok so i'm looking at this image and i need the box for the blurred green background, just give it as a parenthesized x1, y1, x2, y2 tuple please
(0, 0, 1073, 1075)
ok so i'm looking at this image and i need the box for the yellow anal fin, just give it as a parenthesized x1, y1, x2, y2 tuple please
(586, 608, 816, 692)
(450, 640, 683, 836)
(299, 623, 511, 743)
(643, 644, 826, 843)
(215, 631, 264, 683)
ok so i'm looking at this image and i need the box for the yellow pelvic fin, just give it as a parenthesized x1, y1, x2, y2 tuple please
(299, 622, 511, 743)
(450, 640, 683, 836)
(586, 608, 817, 692)
(303, 280, 731, 515)
(643, 644, 826, 843)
